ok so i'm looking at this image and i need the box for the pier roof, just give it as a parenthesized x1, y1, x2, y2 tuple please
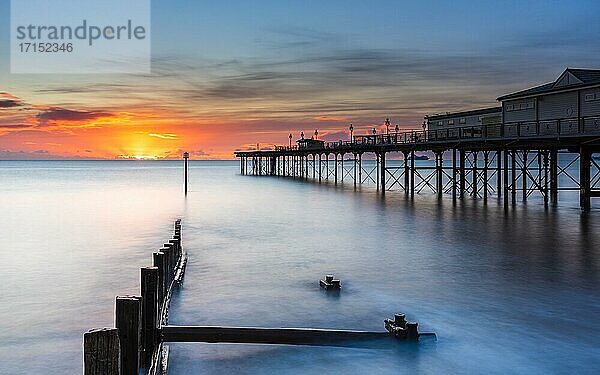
(497, 68, 600, 101)
(425, 106, 501, 121)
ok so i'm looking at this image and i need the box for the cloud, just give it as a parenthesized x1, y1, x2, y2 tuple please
(37, 107, 112, 123)
(148, 133, 177, 140)
(0, 124, 33, 129)
(0, 99, 22, 108)
(314, 116, 347, 121)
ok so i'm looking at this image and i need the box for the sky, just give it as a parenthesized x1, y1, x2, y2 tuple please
(1, 0, 600, 159)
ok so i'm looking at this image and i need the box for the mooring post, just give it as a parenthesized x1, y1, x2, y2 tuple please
(84, 328, 120, 375)
(115, 296, 142, 375)
(140, 267, 158, 368)
(183, 152, 189, 195)
(580, 145, 591, 211)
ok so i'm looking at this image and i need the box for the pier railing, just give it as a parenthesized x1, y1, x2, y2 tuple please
(268, 116, 600, 152)
(84, 219, 186, 375)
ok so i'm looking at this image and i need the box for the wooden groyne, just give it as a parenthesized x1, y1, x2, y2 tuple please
(84, 219, 186, 375)
(83, 221, 435, 375)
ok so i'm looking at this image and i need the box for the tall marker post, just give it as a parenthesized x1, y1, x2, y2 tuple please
(183, 152, 189, 195)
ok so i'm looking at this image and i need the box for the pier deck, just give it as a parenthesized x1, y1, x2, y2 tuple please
(235, 122, 600, 210)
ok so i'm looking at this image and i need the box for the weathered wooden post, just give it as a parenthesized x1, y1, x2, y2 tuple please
(580, 146, 591, 211)
(115, 296, 142, 375)
(84, 328, 120, 375)
(183, 152, 189, 195)
(452, 149, 457, 200)
(380, 152, 386, 193)
(153, 252, 166, 308)
(404, 151, 410, 197)
(503, 150, 509, 210)
(140, 267, 159, 368)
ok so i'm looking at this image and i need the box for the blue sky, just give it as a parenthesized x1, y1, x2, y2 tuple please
(1, 0, 600, 158)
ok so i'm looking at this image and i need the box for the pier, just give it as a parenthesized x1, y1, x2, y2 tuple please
(235, 68, 600, 211)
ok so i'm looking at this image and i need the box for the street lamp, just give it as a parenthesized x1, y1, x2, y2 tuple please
(349, 123, 354, 142)
(395, 124, 399, 134)
(314, 129, 319, 140)
(385, 118, 391, 134)
(289, 133, 292, 148)
(301, 131, 304, 139)
(372, 128, 377, 135)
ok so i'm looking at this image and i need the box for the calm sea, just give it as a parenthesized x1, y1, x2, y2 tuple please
(0, 160, 598, 374)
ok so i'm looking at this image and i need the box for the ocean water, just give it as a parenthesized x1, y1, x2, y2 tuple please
(0, 160, 599, 374)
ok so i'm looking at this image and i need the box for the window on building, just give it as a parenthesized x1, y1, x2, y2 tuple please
(448, 119, 454, 125)
(459, 118, 466, 124)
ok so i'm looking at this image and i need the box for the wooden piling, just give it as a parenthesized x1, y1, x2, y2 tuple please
(140, 267, 159, 368)
(84, 328, 120, 375)
(580, 146, 591, 211)
(115, 296, 142, 375)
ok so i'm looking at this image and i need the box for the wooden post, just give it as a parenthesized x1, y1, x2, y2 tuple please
(84, 328, 120, 375)
(153, 252, 166, 307)
(183, 152, 189, 195)
(140, 267, 158, 368)
(358, 153, 362, 184)
(318, 154, 322, 182)
(543, 151, 549, 206)
(115, 296, 142, 375)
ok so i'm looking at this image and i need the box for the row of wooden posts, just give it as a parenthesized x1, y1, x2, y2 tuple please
(84, 219, 186, 375)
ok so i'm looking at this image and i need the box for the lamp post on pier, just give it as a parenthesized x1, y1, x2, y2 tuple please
(385, 118, 391, 134)
(289, 133, 292, 148)
(349, 123, 354, 142)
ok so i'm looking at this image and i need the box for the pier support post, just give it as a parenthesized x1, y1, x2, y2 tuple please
(550, 149, 558, 203)
(115, 296, 142, 375)
(376, 153, 380, 190)
(472, 151, 478, 198)
(183, 152, 189, 195)
(503, 150, 509, 210)
(580, 146, 591, 211)
(452, 149, 457, 201)
(543, 151, 549, 206)
(459, 150, 465, 199)
(84, 328, 120, 375)
(410, 151, 415, 198)
(511, 150, 517, 204)
(522, 151, 528, 201)
(404, 151, 410, 197)
(358, 153, 363, 184)
(353, 153, 357, 187)
(380, 152, 386, 193)
(483, 151, 489, 202)
(334, 153, 338, 184)
(318, 154, 322, 182)
(497, 150, 502, 199)
(435, 151, 443, 199)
